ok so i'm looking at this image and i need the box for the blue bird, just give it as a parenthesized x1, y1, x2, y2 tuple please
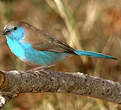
(2, 21, 117, 67)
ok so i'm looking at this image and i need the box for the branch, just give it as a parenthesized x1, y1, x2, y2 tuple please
(0, 70, 121, 108)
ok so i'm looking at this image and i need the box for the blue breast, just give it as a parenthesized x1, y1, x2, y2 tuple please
(6, 37, 67, 65)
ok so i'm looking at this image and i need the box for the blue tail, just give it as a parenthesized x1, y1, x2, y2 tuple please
(74, 50, 117, 60)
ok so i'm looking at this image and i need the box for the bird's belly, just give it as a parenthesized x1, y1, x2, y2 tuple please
(26, 50, 67, 65)
(7, 38, 67, 65)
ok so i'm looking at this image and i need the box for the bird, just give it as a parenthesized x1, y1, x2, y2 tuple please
(2, 21, 117, 67)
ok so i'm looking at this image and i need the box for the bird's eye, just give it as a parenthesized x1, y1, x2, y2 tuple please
(13, 27, 17, 30)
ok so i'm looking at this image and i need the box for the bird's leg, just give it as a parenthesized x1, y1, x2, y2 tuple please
(26, 65, 54, 72)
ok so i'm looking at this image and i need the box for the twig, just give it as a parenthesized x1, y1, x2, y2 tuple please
(0, 70, 120, 108)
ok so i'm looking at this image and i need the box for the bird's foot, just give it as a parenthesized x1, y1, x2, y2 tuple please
(26, 65, 54, 72)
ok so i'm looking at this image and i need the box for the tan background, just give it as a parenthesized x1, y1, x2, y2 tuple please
(0, 0, 121, 110)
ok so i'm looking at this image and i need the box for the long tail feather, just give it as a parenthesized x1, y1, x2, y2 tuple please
(74, 50, 117, 60)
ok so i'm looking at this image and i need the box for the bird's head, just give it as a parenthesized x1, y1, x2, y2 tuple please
(2, 21, 25, 40)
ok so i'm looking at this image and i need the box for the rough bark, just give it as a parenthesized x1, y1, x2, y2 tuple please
(0, 70, 121, 108)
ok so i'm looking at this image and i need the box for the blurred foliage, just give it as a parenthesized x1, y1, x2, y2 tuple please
(0, 0, 121, 109)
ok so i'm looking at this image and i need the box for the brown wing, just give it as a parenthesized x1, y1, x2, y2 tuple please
(20, 21, 76, 54)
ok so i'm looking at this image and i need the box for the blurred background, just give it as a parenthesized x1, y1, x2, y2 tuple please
(0, 0, 121, 109)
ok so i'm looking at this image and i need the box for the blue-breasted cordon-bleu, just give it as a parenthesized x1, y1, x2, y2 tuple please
(2, 21, 117, 67)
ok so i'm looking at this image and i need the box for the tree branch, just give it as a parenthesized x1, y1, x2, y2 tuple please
(0, 70, 121, 107)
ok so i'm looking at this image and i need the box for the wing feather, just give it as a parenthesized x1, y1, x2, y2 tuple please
(19, 22, 75, 54)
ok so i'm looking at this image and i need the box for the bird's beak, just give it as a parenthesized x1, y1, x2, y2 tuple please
(2, 28, 10, 35)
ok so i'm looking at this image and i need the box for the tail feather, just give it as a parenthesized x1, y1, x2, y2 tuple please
(74, 50, 117, 60)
